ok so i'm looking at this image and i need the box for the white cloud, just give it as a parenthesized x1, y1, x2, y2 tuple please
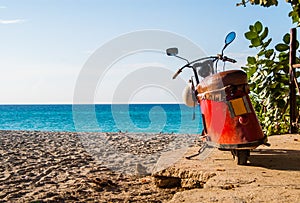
(0, 6, 7, 9)
(0, 19, 26, 24)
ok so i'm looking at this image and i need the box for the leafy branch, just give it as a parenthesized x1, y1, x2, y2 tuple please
(242, 21, 300, 135)
(236, 0, 300, 26)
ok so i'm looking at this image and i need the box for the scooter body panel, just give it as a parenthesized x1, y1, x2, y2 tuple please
(197, 70, 265, 148)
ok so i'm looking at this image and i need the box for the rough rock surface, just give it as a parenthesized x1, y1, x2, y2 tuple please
(167, 134, 300, 203)
(153, 167, 216, 189)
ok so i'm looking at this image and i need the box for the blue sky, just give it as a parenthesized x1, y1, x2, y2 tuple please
(0, 0, 293, 104)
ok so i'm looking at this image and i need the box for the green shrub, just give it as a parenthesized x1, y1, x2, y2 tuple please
(242, 21, 300, 135)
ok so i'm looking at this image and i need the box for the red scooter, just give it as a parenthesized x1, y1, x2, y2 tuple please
(166, 32, 269, 165)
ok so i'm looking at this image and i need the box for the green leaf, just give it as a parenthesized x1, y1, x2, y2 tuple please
(260, 27, 269, 41)
(267, 0, 278, 7)
(283, 33, 290, 44)
(289, 8, 300, 24)
(262, 38, 272, 48)
(247, 56, 257, 64)
(245, 31, 257, 40)
(249, 25, 254, 32)
(268, 59, 276, 65)
(275, 43, 289, 51)
(278, 52, 289, 61)
(257, 49, 265, 57)
(251, 38, 262, 47)
(277, 99, 286, 108)
(250, 0, 278, 7)
(265, 49, 274, 58)
(282, 65, 289, 74)
(254, 21, 263, 33)
(249, 66, 258, 75)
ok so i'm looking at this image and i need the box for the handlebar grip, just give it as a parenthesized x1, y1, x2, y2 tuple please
(222, 56, 236, 63)
(172, 69, 182, 79)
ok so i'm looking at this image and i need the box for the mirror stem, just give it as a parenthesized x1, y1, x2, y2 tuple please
(175, 55, 190, 64)
(221, 44, 228, 56)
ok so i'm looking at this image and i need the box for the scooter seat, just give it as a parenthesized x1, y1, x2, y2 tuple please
(197, 70, 247, 93)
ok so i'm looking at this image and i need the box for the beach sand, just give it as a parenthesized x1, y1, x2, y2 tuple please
(0, 131, 178, 202)
(0, 131, 299, 202)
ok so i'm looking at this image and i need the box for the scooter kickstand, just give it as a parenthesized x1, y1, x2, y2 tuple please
(185, 142, 208, 160)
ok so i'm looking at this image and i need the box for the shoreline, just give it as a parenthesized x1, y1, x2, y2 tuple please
(0, 129, 199, 135)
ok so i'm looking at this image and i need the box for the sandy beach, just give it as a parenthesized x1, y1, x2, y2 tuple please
(0, 130, 299, 202)
(0, 130, 181, 202)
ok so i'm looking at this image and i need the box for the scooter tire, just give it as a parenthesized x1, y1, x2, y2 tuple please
(236, 150, 250, 165)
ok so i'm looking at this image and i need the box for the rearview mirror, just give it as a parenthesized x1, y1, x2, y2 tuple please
(166, 48, 178, 56)
(225, 32, 236, 46)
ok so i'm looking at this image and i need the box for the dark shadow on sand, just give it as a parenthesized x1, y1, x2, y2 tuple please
(248, 148, 300, 171)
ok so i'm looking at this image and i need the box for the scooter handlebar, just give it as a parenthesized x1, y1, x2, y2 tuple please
(171, 55, 236, 80)
(218, 54, 236, 63)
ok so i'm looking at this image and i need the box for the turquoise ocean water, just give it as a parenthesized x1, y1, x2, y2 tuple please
(0, 104, 203, 134)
